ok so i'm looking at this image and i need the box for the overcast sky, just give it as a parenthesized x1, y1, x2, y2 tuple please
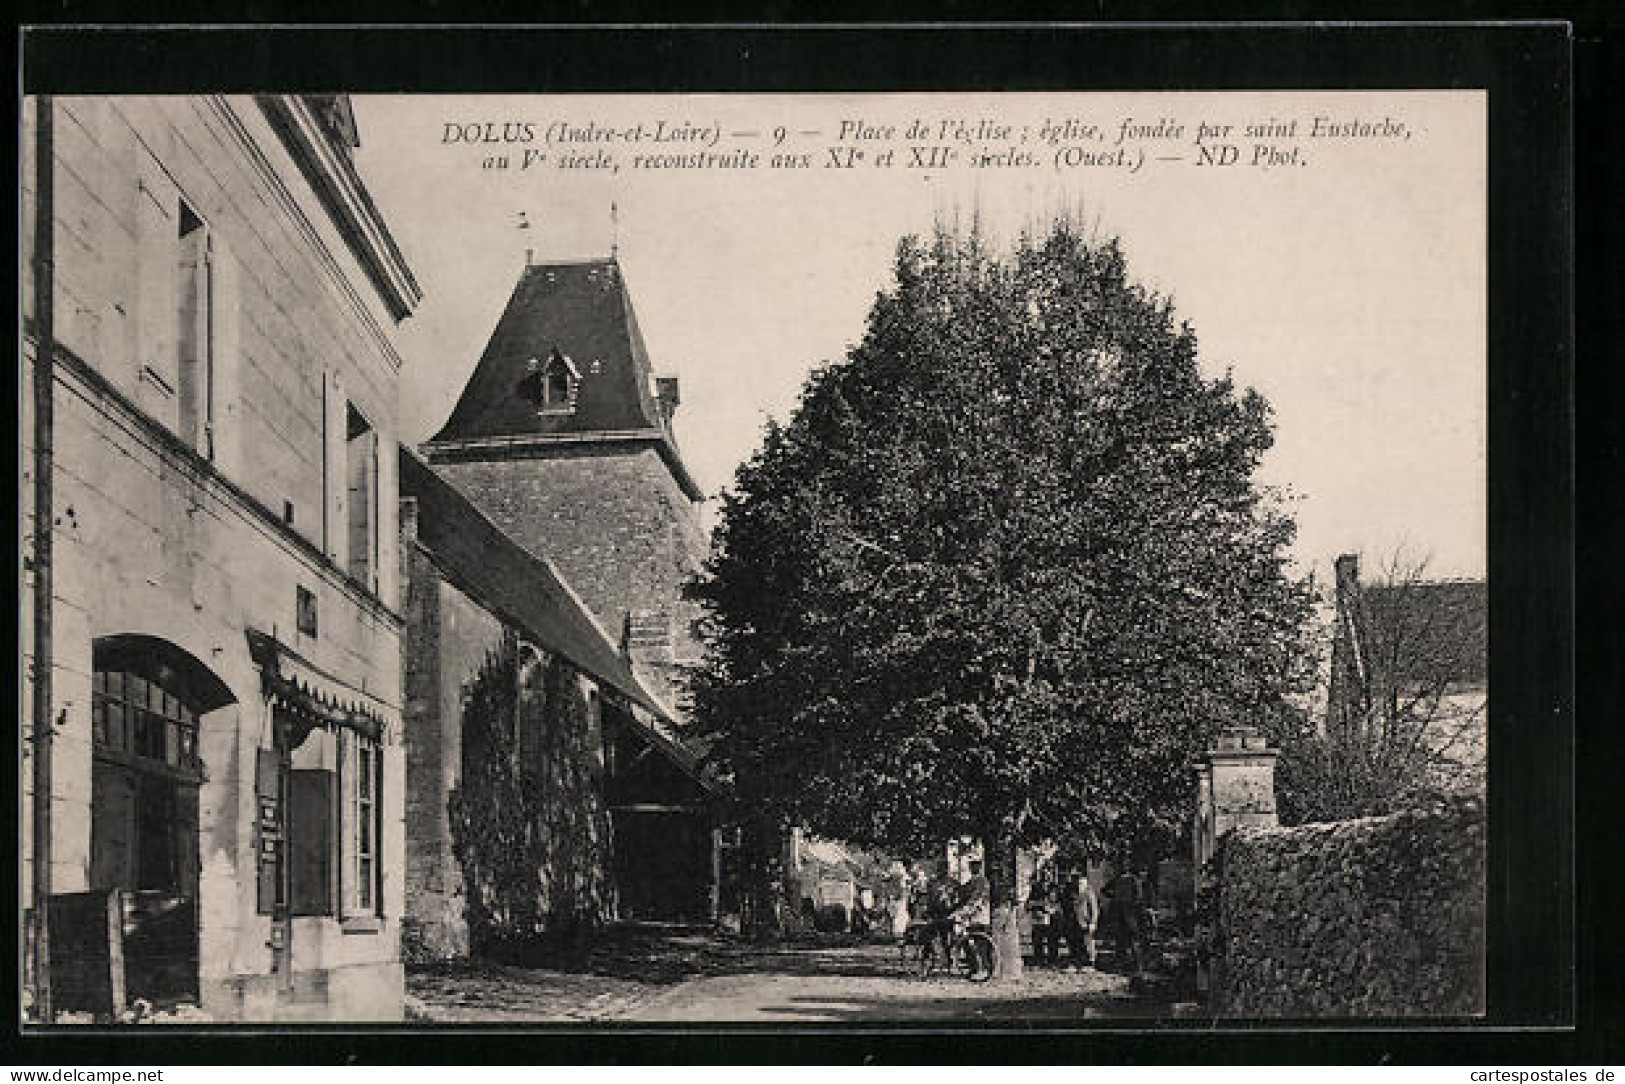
(351, 92, 1484, 582)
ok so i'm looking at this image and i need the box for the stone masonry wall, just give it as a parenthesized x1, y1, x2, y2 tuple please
(401, 541, 617, 962)
(399, 542, 500, 963)
(429, 444, 706, 710)
(1214, 794, 1485, 1017)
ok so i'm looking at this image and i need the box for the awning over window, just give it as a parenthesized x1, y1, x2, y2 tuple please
(246, 629, 395, 746)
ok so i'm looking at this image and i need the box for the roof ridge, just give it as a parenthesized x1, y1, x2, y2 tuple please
(523, 254, 619, 269)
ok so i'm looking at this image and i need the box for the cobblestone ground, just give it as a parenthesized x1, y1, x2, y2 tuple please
(407, 929, 1188, 1023)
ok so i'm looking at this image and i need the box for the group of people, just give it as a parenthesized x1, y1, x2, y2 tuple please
(922, 859, 990, 965)
(1027, 863, 1147, 972)
(860, 853, 1150, 975)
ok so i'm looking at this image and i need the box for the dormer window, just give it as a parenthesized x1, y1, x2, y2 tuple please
(518, 348, 581, 416)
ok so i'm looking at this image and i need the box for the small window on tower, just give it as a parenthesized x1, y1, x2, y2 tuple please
(518, 348, 580, 416)
(545, 358, 572, 405)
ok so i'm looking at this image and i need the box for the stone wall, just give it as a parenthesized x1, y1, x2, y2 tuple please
(400, 538, 617, 962)
(400, 541, 497, 962)
(1213, 794, 1485, 1017)
(426, 444, 705, 709)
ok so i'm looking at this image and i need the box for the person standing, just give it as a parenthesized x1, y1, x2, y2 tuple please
(1061, 868, 1100, 969)
(1106, 863, 1146, 974)
(1027, 868, 1062, 967)
(888, 864, 912, 939)
(923, 859, 961, 969)
(956, 859, 991, 927)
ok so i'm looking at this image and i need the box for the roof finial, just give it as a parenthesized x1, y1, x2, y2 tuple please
(518, 210, 534, 267)
(610, 200, 619, 259)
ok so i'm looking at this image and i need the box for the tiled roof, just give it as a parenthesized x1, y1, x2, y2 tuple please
(1357, 579, 1486, 688)
(429, 257, 668, 442)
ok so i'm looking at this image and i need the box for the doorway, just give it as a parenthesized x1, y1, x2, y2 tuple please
(87, 637, 233, 1008)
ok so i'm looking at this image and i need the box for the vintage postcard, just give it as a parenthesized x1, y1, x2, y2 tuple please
(16, 26, 1572, 1041)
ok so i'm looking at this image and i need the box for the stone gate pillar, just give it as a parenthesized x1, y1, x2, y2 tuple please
(1192, 725, 1279, 999)
(1192, 724, 1280, 871)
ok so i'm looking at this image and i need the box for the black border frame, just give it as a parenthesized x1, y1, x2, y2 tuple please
(9, 17, 1595, 1065)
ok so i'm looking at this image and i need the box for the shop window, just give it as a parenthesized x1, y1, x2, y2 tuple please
(88, 665, 204, 926)
(91, 667, 203, 779)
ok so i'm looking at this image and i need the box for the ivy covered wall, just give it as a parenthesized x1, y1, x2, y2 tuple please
(448, 629, 617, 959)
(1213, 794, 1485, 1017)
(401, 545, 618, 964)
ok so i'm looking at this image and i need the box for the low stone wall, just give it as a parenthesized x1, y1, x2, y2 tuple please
(1214, 795, 1485, 1017)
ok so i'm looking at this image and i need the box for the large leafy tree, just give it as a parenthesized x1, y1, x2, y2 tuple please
(689, 223, 1316, 975)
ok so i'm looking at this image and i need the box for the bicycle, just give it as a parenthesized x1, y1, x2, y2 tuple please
(915, 919, 997, 983)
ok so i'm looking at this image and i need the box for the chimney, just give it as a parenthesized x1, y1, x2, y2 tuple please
(655, 376, 681, 424)
(1334, 553, 1360, 600)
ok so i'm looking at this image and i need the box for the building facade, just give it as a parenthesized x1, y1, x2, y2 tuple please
(23, 95, 420, 1020)
(417, 255, 724, 924)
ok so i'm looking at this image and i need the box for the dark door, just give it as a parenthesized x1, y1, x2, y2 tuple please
(89, 665, 205, 1007)
(612, 810, 710, 922)
(89, 761, 201, 1004)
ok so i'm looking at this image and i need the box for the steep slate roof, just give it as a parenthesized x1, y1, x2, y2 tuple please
(1329, 555, 1487, 707)
(400, 446, 671, 720)
(426, 258, 701, 499)
(1358, 579, 1487, 688)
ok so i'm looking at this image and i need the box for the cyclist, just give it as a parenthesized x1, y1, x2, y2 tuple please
(951, 859, 994, 976)
(955, 859, 991, 926)
(922, 859, 961, 969)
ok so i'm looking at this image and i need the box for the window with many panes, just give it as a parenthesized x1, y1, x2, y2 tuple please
(92, 669, 203, 780)
(341, 728, 383, 917)
(355, 737, 376, 911)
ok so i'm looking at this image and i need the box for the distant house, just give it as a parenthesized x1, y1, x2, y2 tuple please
(1325, 553, 1487, 796)
(399, 448, 724, 959)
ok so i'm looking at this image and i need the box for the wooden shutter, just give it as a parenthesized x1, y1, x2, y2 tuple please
(345, 419, 375, 586)
(289, 767, 335, 917)
(375, 427, 398, 606)
(209, 236, 242, 478)
(334, 728, 347, 916)
(134, 149, 179, 428)
(324, 372, 348, 564)
(373, 741, 385, 917)
(47, 889, 126, 1017)
(176, 217, 209, 451)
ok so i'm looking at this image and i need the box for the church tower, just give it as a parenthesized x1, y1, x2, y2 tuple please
(422, 257, 705, 710)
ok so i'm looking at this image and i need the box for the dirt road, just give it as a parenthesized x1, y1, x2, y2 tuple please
(408, 932, 1179, 1024)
